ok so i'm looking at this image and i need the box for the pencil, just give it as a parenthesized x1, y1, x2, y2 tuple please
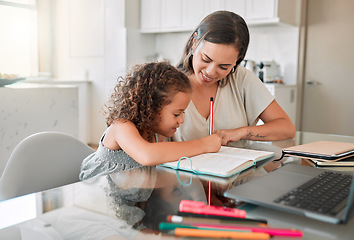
(209, 97, 214, 135)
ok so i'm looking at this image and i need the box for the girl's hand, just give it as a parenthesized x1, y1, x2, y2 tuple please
(214, 128, 245, 145)
(201, 134, 222, 153)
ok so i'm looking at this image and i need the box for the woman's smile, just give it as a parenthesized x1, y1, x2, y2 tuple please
(192, 41, 239, 86)
(201, 71, 213, 82)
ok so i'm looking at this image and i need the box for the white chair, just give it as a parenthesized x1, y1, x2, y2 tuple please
(0, 132, 95, 201)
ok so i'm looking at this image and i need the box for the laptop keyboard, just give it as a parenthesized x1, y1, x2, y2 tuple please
(274, 171, 353, 215)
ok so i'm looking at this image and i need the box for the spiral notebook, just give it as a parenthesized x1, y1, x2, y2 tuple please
(160, 146, 275, 178)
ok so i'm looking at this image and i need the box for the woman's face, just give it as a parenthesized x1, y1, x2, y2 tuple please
(191, 40, 239, 86)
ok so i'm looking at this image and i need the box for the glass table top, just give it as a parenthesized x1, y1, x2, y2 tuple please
(1, 131, 354, 239)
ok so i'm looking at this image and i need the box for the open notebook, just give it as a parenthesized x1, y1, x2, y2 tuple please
(160, 146, 275, 178)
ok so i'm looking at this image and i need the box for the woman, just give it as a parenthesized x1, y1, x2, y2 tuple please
(173, 10, 296, 145)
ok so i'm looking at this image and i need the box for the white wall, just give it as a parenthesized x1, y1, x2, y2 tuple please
(155, 32, 190, 65)
(247, 25, 299, 85)
(52, 0, 110, 144)
(154, 25, 299, 85)
(50, 0, 299, 144)
(51, 0, 155, 144)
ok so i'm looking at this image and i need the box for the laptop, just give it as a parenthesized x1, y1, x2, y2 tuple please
(224, 162, 354, 224)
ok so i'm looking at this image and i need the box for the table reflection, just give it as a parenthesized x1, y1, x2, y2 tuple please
(1, 139, 298, 239)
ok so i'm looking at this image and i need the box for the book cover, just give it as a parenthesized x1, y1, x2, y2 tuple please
(305, 156, 354, 167)
(282, 141, 354, 161)
(160, 146, 275, 178)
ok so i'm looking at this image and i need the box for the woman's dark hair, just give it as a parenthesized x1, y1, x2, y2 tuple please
(178, 10, 250, 87)
(104, 61, 191, 142)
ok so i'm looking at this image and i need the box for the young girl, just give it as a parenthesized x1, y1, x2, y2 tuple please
(80, 62, 221, 181)
(174, 11, 296, 145)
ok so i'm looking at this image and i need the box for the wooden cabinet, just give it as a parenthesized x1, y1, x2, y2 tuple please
(140, 0, 300, 33)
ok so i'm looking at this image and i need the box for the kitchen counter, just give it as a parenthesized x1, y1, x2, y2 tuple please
(0, 83, 79, 177)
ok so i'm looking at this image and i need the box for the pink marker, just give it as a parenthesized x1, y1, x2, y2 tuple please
(179, 200, 247, 218)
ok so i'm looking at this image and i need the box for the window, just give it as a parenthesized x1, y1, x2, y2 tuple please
(0, 0, 38, 77)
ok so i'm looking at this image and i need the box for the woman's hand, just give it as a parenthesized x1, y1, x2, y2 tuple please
(201, 134, 222, 152)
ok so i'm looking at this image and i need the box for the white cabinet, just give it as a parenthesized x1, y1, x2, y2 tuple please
(140, 0, 161, 32)
(140, 0, 300, 33)
(140, 0, 240, 33)
(246, 0, 277, 22)
(224, 0, 246, 18)
(243, 0, 300, 26)
(140, 0, 207, 33)
(160, 0, 183, 30)
(264, 84, 297, 125)
(182, 0, 207, 31)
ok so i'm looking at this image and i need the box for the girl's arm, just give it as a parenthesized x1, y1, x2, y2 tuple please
(105, 121, 222, 166)
(215, 100, 296, 145)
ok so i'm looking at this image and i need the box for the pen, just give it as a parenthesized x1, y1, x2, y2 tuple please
(172, 228, 270, 239)
(167, 215, 267, 226)
(209, 97, 214, 135)
(179, 200, 247, 218)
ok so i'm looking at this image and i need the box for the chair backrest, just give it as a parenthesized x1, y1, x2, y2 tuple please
(0, 132, 95, 201)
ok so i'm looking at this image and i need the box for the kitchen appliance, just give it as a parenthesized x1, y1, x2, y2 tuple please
(242, 59, 257, 73)
(257, 60, 280, 83)
(242, 60, 281, 83)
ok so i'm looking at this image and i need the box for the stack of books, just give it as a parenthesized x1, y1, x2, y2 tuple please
(159, 200, 303, 239)
(282, 141, 354, 167)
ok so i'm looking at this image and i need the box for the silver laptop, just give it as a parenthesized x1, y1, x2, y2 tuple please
(224, 162, 354, 224)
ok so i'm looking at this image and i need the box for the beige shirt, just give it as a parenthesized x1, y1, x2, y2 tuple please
(173, 66, 275, 141)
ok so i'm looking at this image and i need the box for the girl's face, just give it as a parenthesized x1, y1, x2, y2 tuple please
(154, 91, 191, 138)
(192, 40, 239, 86)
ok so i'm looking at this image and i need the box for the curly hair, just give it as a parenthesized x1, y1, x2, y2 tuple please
(105, 61, 191, 142)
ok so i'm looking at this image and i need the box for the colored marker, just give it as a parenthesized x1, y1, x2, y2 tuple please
(177, 211, 267, 224)
(160, 222, 303, 237)
(160, 222, 250, 232)
(179, 200, 247, 218)
(172, 228, 270, 239)
(167, 215, 267, 226)
(194, 223, 303, 237)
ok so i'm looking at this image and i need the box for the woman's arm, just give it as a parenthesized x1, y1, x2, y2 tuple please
(105, 121, 222, 166)
(215, 100, 296, 145)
